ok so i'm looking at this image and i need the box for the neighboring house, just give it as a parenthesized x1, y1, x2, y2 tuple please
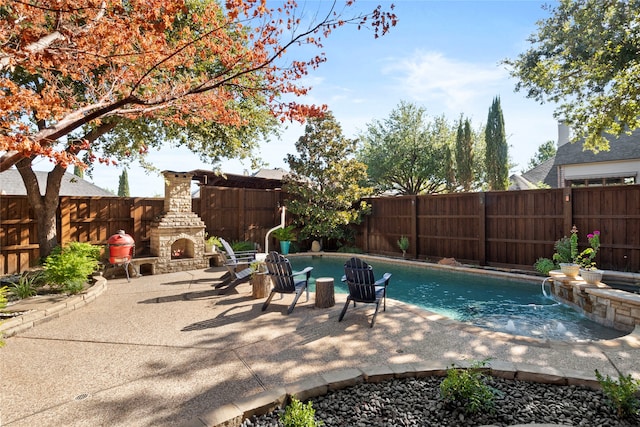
(0, 169, 114, 196)
(510, 124, 640, 189)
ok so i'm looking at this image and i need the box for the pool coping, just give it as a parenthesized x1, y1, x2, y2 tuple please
(287, 252, 547, 284)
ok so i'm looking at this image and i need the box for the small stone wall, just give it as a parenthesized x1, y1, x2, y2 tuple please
(549, 273, 640, 332)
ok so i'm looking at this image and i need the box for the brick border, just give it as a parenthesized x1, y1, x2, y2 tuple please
(0, 276, 107, 338)
(179, 361, 601, 427)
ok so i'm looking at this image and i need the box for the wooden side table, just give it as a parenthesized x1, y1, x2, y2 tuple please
(315, 277, 335, 308)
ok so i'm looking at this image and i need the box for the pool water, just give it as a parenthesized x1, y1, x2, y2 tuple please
(289, 255, 626, 342)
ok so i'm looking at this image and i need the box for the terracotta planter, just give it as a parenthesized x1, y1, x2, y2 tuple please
(580, 269, 603, 285)
(559, 263, 580, 278)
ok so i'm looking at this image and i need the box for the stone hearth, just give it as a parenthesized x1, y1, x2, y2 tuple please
(150, 171, 209, 274)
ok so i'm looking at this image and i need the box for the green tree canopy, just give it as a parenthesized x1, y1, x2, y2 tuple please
(357, 101, 453, 195)
(284, 112, 372, 244)
(525, 140, 557, 172)
(505, 0, 640, 151)
(0, 0, 395, 256)
(485, 97, 509, 191)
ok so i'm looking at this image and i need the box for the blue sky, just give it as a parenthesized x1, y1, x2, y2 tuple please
(55, 0, 561, 196)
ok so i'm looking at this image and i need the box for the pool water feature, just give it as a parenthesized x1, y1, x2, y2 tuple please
(289, 255, 627, 342)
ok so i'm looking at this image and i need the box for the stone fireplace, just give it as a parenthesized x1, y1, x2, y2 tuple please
(149, 171, 209, 274)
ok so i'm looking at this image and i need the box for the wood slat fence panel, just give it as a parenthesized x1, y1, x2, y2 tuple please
(0, 196, 39, 274)
(355, 185, 640, 272)
(197, 187, 284, 249)
(2, 185, 640, 275)
(572, 186, 640, 271)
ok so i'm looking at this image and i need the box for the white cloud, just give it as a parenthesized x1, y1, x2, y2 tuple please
(383, 50, 507, 114)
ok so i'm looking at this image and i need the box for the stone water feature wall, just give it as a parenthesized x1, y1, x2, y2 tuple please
(549, 273, 640, 332)
(149, 171, 209, 274)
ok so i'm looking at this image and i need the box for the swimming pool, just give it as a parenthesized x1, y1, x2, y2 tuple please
(288, 255, 626, 342)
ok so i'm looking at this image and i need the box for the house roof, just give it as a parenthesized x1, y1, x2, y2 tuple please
(523, 157, 557, 188)
(190, 169, 283, 190)
(0, 169, 114, 196)
(509, 157, 557, 190)
(554, 130, 640, 166)
(252, 168, 287, 180)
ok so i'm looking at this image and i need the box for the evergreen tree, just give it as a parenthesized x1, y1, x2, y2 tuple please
(484, 97, 509, 190)
(117, 169, 130, 197)
(73, 165, 84, 179)
(285, 112, 372, 245)
(455, 117, 474, 191)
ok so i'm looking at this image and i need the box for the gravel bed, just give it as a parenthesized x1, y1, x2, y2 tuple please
(241, 376, 639, 426)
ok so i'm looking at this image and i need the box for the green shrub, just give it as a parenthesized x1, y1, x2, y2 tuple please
(398, 235, 409, 252)
(231, 240, 255, 252)
(43, 242, 100, 294)
(280, 397, 323, 427)
(595, 369, 640, 418)
(336, 245, 363, 253)
(9, 270, 44, 299)
(533, 257, 556, 275)
(440, 360, 496, 414)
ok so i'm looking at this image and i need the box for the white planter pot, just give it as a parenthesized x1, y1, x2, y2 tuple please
(580, 269, 603, 285)
(559, 263, 580, 278)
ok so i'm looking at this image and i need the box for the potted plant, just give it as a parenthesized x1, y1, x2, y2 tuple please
(554, 225, 580, 278)
(576, 230, 602, 284)
(204, 235, 221, 253)
(397, 236, 409, 258)
(272, 225, 296, 255)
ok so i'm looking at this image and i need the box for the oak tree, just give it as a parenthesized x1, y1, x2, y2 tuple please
(0, 0, 396, 256)
(358, 101, 453, 195)
(505, 0, 640, 151)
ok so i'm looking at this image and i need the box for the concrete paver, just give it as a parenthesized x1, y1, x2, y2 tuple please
(1, 266, 639, 426)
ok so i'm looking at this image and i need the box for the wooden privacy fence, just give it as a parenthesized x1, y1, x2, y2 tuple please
(2, 184, 639, 275)
(355, 185, 640, 272)
(1, 187, 285, 275)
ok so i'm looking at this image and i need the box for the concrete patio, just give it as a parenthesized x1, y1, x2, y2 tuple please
(1, 266, 640, 426)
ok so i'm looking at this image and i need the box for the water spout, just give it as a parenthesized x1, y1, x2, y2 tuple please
(541, 277, 553, 298)
(264, 207, 286, 254)
(506, 319, 516, 333)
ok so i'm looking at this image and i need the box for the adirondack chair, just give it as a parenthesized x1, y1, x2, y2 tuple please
(340, 257, 391, 327)
(215, 238, 256, 292)
(262, 251, 313, 314)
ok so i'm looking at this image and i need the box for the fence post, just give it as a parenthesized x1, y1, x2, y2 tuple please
(478, 193, 486, 266)
(238, 188, 246, 241)
(59, 196, 71, 247)
(131, 198, 142, 245)
(411, 196, 418, 259)
(563, 187, 573, 232)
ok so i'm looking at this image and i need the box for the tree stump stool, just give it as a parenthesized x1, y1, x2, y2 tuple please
(252, 273, 271, 299)
(315, 277, 335, 308)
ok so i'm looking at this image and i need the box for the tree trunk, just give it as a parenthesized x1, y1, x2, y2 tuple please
(315, 277, 335, 308)
(16, 159, 65, 259)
